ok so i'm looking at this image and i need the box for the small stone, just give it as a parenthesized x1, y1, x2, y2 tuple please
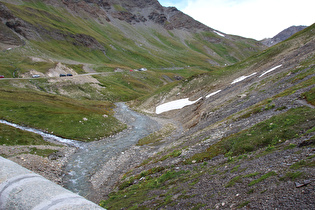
(304, 180, 311, 185)
(295, 180, 311, 188)
(295, 182, 304, 188)
(192, 160, 196, 163)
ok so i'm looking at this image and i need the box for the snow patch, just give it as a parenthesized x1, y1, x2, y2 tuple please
(231, 72, 257, 84)
(156, 97, 202, 114)
(259, 65, 282, 77)
(206, 90, 222, 98)
(214, 31, 225, 37)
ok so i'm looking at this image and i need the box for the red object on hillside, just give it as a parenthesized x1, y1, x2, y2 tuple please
(129, 70, 133, 72)
(0, 75, 4, 78)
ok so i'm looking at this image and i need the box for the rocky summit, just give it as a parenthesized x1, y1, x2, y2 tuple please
(0, 0, 314, 209)
(261, 25, 308, 47)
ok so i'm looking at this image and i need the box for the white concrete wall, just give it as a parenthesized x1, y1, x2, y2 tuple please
(0, 157, 104, 210)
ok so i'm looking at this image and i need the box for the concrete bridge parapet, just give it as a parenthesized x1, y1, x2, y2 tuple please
(0, 156, 104, 210)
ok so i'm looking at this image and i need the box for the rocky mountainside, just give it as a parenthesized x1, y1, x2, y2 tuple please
(0, 0, 265, 71)
(0, 0, 314, 209)
(261, 25, 307, 47)
(103, 24, 315, 209)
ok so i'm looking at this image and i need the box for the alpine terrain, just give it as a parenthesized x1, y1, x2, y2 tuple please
(0, 0, 314, 209)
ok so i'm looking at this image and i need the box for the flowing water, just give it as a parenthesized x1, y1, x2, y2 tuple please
(1, 103, 160, 198)
(0, 120, 84, 148)
(62, 102, 161, 197)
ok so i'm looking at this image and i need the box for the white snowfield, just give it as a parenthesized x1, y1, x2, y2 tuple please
(155, 64, 282, 114)
(156, 97, 202, 114)
(156, 90, 222, 114)
(214, 31, 225, 37)
(206, 90, 222, 98)
(259, 64, 282, 77)
(231, 72, 257, 84)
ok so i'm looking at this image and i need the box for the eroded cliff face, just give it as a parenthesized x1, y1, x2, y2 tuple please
(37, 0, 210, 30)
(0, 0, 209, 49)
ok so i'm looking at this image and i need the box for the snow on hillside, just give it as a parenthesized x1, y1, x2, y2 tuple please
(206, 90, 222, 98)
(155, 63, 283, 114)
(156, 97, 202, 114)
(259, 65, 282, 77)
(214, 31, 225, 37)
(231, 72, 257, 84)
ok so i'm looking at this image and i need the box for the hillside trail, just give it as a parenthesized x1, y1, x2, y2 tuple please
(62, 102, 162, 200)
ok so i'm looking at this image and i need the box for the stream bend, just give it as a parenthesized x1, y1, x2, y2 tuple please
(62, 102, 161, 197)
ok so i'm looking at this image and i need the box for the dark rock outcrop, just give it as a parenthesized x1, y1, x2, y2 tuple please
(112, 11, 147, 23)
(58, 0, 210, 31)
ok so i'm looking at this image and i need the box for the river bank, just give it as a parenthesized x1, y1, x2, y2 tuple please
(0, 102, 174, 204)
(0, 144, 76, 185)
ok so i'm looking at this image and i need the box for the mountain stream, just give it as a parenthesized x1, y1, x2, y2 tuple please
(62, 102, 161, 197)
(0, 103, 161, 199)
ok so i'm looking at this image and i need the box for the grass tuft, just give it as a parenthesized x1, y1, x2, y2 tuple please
(248, 171, 277, 186)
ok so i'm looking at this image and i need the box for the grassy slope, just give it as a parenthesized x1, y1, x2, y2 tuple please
(0, 85, 125, 141)
(0, 0, 230, 143)
(0, 123, 50, 146)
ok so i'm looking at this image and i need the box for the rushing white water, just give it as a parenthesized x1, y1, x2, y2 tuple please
(0, 120, 84, 148)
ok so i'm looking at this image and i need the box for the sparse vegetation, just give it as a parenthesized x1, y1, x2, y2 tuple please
(100, 169, 189, 209)
(225, 175, 242, 187)
(238, 201, 250, 208)
(248, 171, 277, 186)
(280, 171, 303, 181)
(29, 147, 58, 157)
(188, 106, 315, 163)
(137, 124, 175, 146)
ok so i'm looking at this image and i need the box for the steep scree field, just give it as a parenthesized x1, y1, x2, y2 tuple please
(100, 24, 315, 209)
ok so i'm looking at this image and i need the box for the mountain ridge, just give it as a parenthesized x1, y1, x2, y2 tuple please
(0, 0, 265, 71)
(261, 25, 308, 47)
